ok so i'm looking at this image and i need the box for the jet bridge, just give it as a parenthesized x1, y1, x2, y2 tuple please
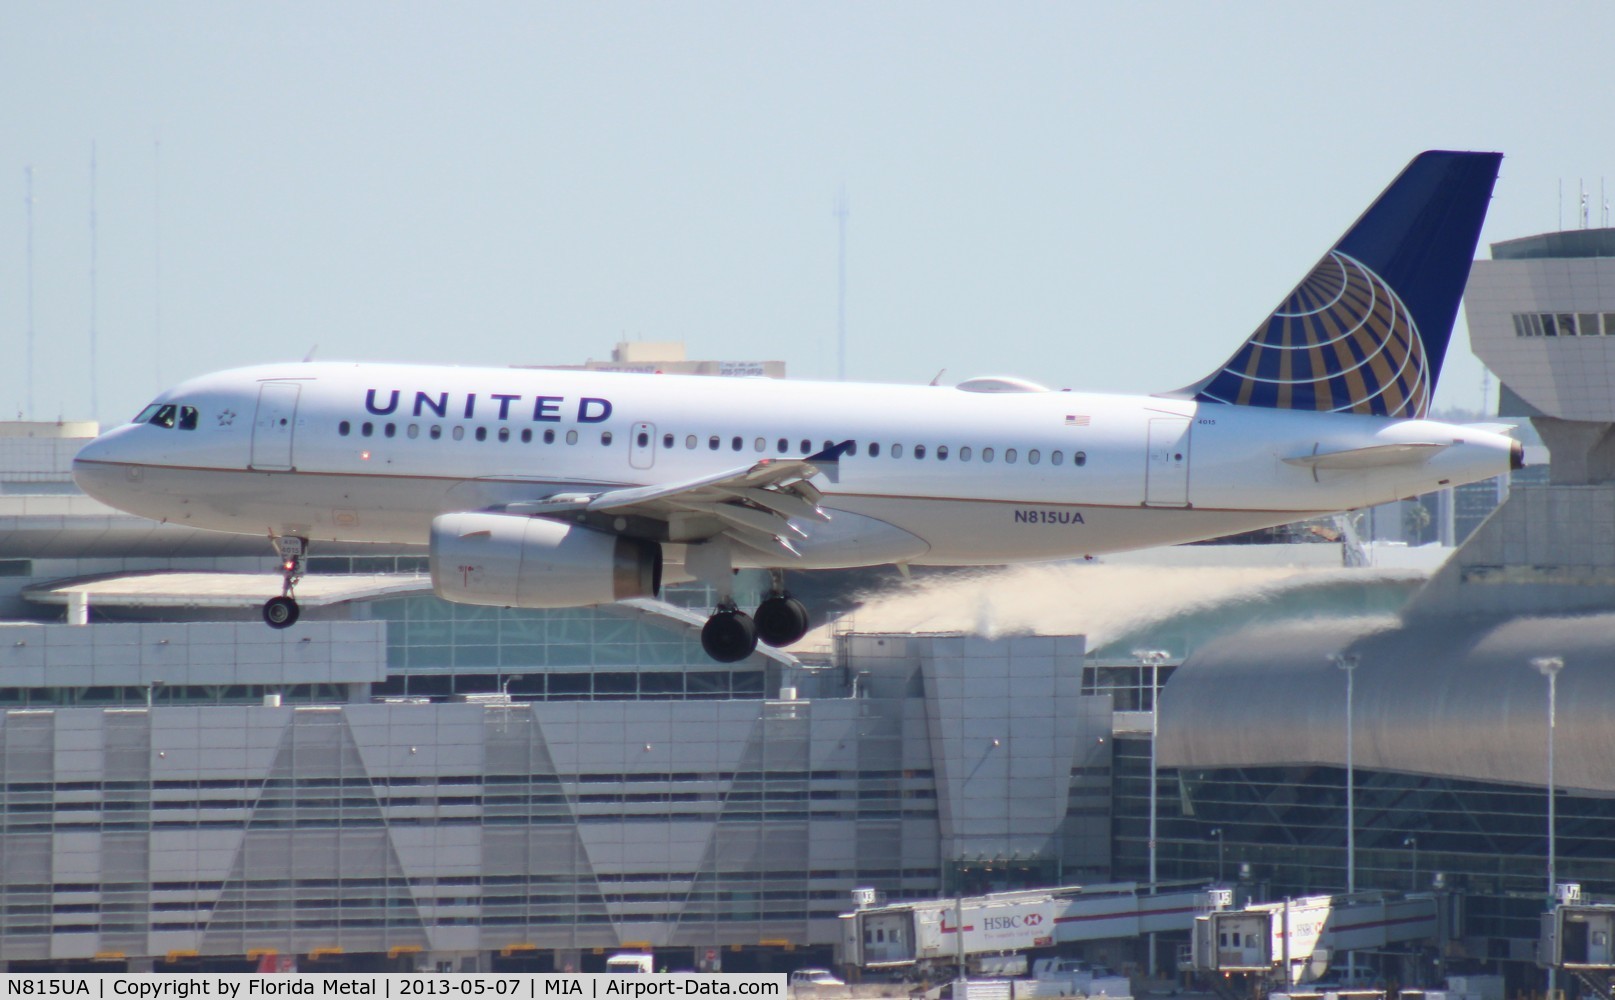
(1190, 892, 1440, 986)
(838, 881, 1212, 975)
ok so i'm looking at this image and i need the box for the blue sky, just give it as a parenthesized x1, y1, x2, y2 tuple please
(4, 2, 1613, 425)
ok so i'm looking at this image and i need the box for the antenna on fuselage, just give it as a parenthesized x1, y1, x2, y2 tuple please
(302, 345, 319, 363)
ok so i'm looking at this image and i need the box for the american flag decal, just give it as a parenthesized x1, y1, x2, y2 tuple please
(1065, 414, 1090, 426)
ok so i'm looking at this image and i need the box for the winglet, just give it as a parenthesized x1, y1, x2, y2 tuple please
(805, 440, 856, 484)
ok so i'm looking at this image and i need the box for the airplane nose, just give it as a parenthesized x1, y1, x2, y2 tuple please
(71, 431, 136, 504)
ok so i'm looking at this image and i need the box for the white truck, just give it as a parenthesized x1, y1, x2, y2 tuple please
(605, 954, 655, 975)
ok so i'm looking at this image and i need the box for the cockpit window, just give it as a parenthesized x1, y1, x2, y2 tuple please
(137, 403, 200, 430)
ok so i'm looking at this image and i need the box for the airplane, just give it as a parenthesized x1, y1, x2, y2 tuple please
(74, 150, 1521, 663)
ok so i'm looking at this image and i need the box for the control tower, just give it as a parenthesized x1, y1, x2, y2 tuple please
(1410, 228, 1615, 614)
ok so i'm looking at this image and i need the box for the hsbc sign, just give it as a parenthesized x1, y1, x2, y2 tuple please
(972, 904, 1056, 949)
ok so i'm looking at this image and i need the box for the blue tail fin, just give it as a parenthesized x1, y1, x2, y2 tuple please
(1187, 151, 1501, 418)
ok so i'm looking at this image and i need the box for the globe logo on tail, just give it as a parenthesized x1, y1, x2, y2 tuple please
(1196, 251, 1430, 419)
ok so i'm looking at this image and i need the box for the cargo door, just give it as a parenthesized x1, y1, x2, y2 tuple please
(1145, 416, 1191, 507)
(251, 381, 301, 471)
(629, 421, 657, 470)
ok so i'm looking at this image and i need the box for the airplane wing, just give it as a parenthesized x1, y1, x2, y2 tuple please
(499, 441, 853, 560)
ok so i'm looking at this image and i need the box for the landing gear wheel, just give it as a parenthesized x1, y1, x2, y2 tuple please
(263, 595, 301, 629)
(701, 609, 758, 663)
(755, 594, 810, 647)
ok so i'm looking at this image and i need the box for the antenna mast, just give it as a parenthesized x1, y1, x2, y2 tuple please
(835, 187, 849, 381)
(153, 136, 163, 388)
(90, 142, 99, 423)
(25, 165, 35, 421)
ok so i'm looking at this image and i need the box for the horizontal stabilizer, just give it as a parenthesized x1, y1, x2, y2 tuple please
(1283, 442, 1449, 471)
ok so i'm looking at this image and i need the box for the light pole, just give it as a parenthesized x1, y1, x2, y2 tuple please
(1210, 827, 1225, 883)
(1403, 835, 1418, 892)
(1532, 655, 1564, 1000)
(1531, 656, 1564, 897)
(1329, 653, 1360, 895)
(1138, 649, 1170, 979)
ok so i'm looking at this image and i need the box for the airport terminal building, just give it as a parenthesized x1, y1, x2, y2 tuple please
(7, 240, 1615, 987)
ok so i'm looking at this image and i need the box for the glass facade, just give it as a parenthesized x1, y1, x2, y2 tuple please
(1112, 735, 1615, 949)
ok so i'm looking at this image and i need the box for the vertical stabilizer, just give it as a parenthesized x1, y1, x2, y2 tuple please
(1186, 151, 1502, 418)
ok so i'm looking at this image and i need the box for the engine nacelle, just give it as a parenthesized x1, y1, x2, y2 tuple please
(430, 512, 661, 609)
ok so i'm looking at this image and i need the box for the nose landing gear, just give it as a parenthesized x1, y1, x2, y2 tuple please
(262, 536, 306, 630)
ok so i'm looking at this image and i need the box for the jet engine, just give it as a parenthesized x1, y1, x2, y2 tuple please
(430, 512, 661, 609)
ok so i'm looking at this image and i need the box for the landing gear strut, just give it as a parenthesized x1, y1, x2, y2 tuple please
(263, 536, 306, 630)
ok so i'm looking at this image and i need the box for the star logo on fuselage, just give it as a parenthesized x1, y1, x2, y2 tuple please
(217, 409, 237, 426)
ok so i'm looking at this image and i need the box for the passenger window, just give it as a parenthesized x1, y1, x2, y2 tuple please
(566, 430, 579, 445)
(637, 432, 649, 447)
(891, 444, 904, 459)
(982, 447, 994, 463)
(1028, 449, 1039, 465)
(686, 435, 697, 449)
(385, 423, 397, 438)
(407, 424, 420, 440)
(1005, 448, 1018, 463)
(521, 429, 532, 443)
(498, 427, 510, 443)
(959, 446, 972, 461)
(754, 437, 766, 452)
(778, 438, 789, 453)
(708, 436, 720, 451)
(452, 426, 465, 441)
(1074, 451, 1087, 467)
(339, 421, 351, 436)
(430, 425, 442, 440)
(544, 429, 556, 444)
(937, 445, 949, 461)
(361, 422, 374, 437)
(178, 406, 199, 430)
(868, 442, 881, 457)
(914, 445, 926, 459)
(823, 440, 833, 452)
(602, 431, 613, 446)
(662, 433, 673, 448)
(731, 436, 742, 451)
(475, 427, 487, 442)
(799, 439, 811, 453)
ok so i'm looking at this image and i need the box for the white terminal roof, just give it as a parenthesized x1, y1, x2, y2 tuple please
(25, 572, 431, 609)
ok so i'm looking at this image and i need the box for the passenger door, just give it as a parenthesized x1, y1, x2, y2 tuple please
(1145, 416, 1191, 506)
(250, 382, 301, 471)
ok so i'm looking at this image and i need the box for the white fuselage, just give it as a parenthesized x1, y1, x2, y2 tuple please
(73, 362, 1519, 569)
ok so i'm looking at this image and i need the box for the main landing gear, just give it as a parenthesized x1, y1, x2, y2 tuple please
(699, 574, 811, 663)
(263, 536, 306, 630)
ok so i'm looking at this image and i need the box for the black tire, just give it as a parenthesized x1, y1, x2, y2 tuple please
(263, 596, 301, 629)
(701, 610, 758, 663)
(755, 595, 810, 647)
